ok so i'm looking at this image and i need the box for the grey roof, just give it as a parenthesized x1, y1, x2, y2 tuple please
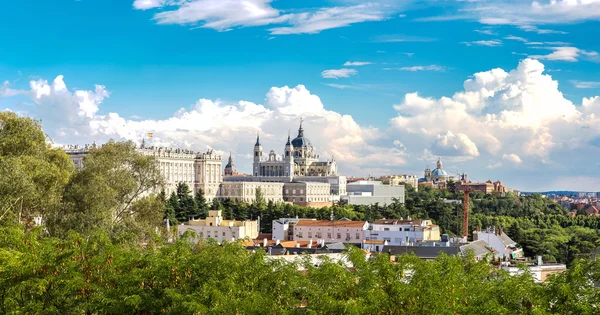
(498, 232, 517, 247)
(325, 242, 347, 250)
(291, 122, 313, 148)
(460, 240, 494, 258)
(382, 245, 461, 259)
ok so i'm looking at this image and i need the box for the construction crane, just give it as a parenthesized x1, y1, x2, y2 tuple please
(448, 170, 476, 242)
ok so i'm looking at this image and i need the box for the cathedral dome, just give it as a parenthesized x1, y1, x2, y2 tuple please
(431, 168, 449, 177)
(291, 121, 313, 148)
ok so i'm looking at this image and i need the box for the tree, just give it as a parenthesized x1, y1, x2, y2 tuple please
(174, 182, 196, 222)
(47, 140, 164, 238)
(194, 189, 208, 218)
(0, 111, 73, 224)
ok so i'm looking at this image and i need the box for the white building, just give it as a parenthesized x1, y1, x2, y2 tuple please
(283, 182, 331, 206)
(64, 142, 223, 200)
(177, 210, 259, 243)
(501, 257, 566, 283)
(365, 219, 441, 246)
(341, 180, 405, 205)
(219, 181, 284, 203)
(223, 122, 347, 201)
(293, 219, 369, 245)
(388, 175, 419, 191)
(472, 226, 523, 259)
(272, 217, 317, 241)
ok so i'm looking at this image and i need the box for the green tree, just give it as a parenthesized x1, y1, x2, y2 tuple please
(194, 188, 208, 218)
(174, 182, 196, 222)
(0, 111, 73, 224)
(47, 140, 164, 238)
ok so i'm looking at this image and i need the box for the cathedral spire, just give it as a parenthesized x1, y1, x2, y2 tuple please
(228, 151, 233, 164)
(286, 130, 291, 145)
(298, 118, 304, 137)
(255, 131, 260, 146)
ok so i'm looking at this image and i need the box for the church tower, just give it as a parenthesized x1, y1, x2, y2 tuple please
(224, 152, 237, 176)
(284, 131, 294, 178)
(253, 132, 263, 176)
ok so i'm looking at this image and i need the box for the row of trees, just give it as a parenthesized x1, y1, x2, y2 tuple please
(2, 224, 600, 314)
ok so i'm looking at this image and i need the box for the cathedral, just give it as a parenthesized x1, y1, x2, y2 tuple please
(251, 121, 338, 179)
(224, 121, 347, 199)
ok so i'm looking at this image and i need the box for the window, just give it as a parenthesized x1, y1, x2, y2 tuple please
(207, 232, 211, 238)
(308, 232, 312, 238)
(223, 232, 226, 237)
(404, 228, 410, 231)
(337, 233, 341, 239)
(346, 233, 351, 240)
(384, 228, 390, 231)
(383, 237, 391, 242)
(355, 233, 360, 239)
(327, 233, 332, 239)
(316, 232, 322, 238)
(298, 232, 303, 238)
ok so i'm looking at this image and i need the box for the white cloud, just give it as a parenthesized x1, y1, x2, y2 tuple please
(343, 61, 373, 66)
(384, 65, 445, 72)
(530, 46, 599, 62)
(474, 29, 495, 35)
(1, 77, 403, 176)
(134, 0, 395, 35)
(5, 58, 600, 190)
(461, 40, 502, 47)
(431, 131, 480, 158)
(504, 35, 528, 42)
(389, 58, 600, 188)
(321, 68, 358, 79)
(503, 153, 522, 164)
(571, 80, 600, 88)
(133, 0, 166, 10)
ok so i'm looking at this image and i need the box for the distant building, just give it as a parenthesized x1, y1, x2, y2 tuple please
(501, 256, 566, 283)
(388, 174, 419, 191)
(382, 240, 493, 261)
(223, 122, 347, 201)
(292, 219, 369, 245)
(219, 182, 284, 203)
(64, 142, 223, 200)
(272, 218, 317, 241)
(223, 152, 237, 176)
(177, 210, 259, 243)
(472, 226, 523, 259)
(364, 219, 441, 247)
(341, 180, 405, 205)
(423, 158, 454, 183)
(283, 182, 331, 207)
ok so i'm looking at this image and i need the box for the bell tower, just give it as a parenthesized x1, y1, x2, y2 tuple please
(253, 132, 263, 176)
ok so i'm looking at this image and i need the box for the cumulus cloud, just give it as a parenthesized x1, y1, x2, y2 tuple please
(133, 0, 395, 35)
(503, 153, 522, 164)
(4, 58, 600, 190)
(389, 57, 600, 188)
(431, 131, 480, 158)
(1, 77, 403, 176)
(321, 68, 358, 79)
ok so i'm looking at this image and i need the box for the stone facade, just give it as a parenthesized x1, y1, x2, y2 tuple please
(283, 182, 331, 205)
(64, 142, 222, 200)
(219, 181, 284, 203)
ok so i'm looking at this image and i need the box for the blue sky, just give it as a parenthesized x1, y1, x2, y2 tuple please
(1, 0, 600, 191)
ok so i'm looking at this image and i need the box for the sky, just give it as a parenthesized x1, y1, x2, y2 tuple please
(1, 0, 600, 192)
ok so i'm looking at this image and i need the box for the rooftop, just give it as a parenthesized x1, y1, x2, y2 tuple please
(296, 220, 367, 228)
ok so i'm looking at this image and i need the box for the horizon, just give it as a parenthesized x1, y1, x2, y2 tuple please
(2, 0, 600, 192)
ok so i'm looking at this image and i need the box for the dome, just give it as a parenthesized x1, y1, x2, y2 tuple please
(431, 168, 449, 177)
(291, 136, 312, 148)
(291, 120, 313, 148)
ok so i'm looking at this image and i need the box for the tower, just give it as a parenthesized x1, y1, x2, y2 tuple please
(283, 131, 294, 178)
(436, 157, 443, 170)
(253, 132, 263, 176)
(224, 152, 237, 176)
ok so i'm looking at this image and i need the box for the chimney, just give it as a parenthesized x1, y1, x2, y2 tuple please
(308, 239, 313, 248)
(498, 227, 503, 236)
(476, 226, 481, 232)
(537, 255, 543, 266)
(263, 238, 267, 247)
(295, 242, 300, 248)
(276, 239, 280, 246)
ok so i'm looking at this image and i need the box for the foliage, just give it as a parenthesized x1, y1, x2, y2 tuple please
(44, 140, 165, 239)
(0, 111, 74, 223)
(2, 224, 600, 314)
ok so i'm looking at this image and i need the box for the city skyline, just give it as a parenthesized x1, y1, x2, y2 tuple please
(1, 0, 600, 191)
